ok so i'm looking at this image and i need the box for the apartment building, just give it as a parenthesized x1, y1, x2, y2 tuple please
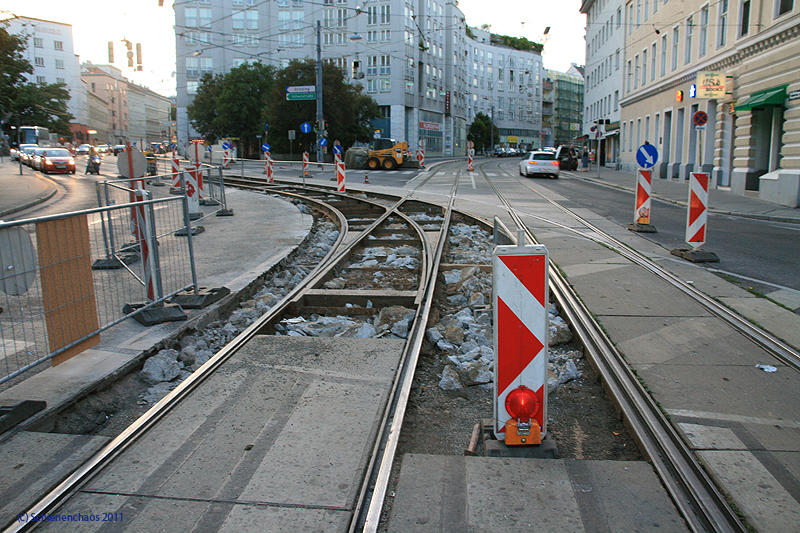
(6, 16, 88, 143)
(548, 67, 586, 150)
(617, 0, 799, 206)
(174, 0, 545, 158)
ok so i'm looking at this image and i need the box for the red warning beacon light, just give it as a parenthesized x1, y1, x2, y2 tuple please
(504, 385, 542, 445)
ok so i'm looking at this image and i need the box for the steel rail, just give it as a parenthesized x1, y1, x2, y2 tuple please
(3, 191, 359, 533)
(511, 178, 800, 371)
(477, 164, 746, 533)
(357, 167, 462, 533)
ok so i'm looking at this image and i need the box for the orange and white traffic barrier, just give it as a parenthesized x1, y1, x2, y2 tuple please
(365, 172, 369, 184)
(222, 149, 231, 169)
(686, 172, 709, 247)
(493, 240, 549, 445)
(263, 151, 270, 174)
(303, 152, 309, 176)
(336, 159, 346, 192)
(417, 139, 425, 169)
(468, 153, 474, 172)
(184, 166, 202, 220)
(266, 156, 274, 184)
(635, 169, 652, 225)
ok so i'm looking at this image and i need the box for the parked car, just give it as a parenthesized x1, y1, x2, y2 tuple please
(31, 147, 47, 170)
(519, 150, 560, 178)
(21, 146, 38, 166)
(76, 144, 93, 155)
(96, 144, 109, 153)
(40, 148, 77, 174)
(113, 145, 126, 155)
(493, 147, 506, 157)
(555, 145, 579, 171)
(11, 144, 37, 161)
(506, 147, 518, 158)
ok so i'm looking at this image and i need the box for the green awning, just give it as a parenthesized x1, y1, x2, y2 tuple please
(736, 85, 788, 111)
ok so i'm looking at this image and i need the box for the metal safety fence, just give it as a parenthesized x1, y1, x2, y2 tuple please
(0, 195, 197, 385)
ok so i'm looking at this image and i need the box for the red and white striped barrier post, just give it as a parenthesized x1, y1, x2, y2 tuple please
(468, 149, 474, 172)
(493, 239, 549, 445)
(184, 165, 202, 220)
(686, 172, 709, 247)
(263, 151, 270, 174)
(303, 152, 309, 176)
(267, 155, 274, 184)
(635, 169, 652, 224)
(418, 139, 425, 169)
(336, 159, 346, 192)
(171, 157, 181, 189)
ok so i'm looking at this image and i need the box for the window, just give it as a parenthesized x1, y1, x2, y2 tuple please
(380, 78, 391, 92)
(337, 8, 347, 27)
(684, 16, 693, 64)
(642, 50, 647, 85)
(186, 57, 199, 76)
(651, 43, 656, 80)
(200, 57, 213, 74)
(293, 11, 304, 30)
(185, 7, 198, 27)
(672, 27, 679, 70)
(280, 11, 291, 30)
(614, 90, 619, 110)
(367, 5, 377, 24)
(777, 0, 793, 16)
(380, 4, 390, 24)
(628, 2, 634, 34)
(56, 59, 64, 69)
(615, 49, 620, 69)
(661, 35, 667, 75)
(634, 55, 640, 89)
(698, 6, 708, 57)
(187, 81, 199, 94)
(380, 29, 390, 41)
(323, 32, 334, 45)
(293, 33, 304, 47)
(233, 0, 243, 4)
(644, 0, 649, 20)
(626, 59, 632, 92)
(247, 10, 258, 30)
(54, 41, 63, 51)
(367, 79, 377, 93)
(367, 30, 377, 43)
(717, 0, 728, 48)
(234, 34, 246, 46)
(35, 57, 44, 67)
(233, 11, 245, 29)
(740, 0, 750, 36)
(366, 55, 377, 75)
(36, 76, 46, 84)
(56, 77, 65, 84)
(323, 9, 334, 28)
(200, 7, 212, 27)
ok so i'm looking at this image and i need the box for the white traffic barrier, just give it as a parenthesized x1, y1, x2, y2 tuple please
(266, 156, 274, 184)
(635, 169, 652, 225)
(303, 152, 309, 176)
(171, 158, 181, 189)
(686, 172, 709, 247)
(184, 167, 202, 220)
(468, 149, 474, 172)
(263, 151, 270, 174)
(417, 139, 425, 169)
(493, 240, 549, 445)
(337, 159, 346, 192)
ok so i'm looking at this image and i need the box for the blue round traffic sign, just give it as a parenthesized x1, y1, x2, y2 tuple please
(636, 143, 659, 168)
(333, 144, 342, 155)
(264, 122, 269, 131)
(222, 142, 231, 150)
(262, 143, 270, 152)
(300, 122, 312, 134)
(319, 138, 328, 147)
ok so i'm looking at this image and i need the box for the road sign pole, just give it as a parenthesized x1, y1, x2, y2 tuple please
(315, 20, 323, 166)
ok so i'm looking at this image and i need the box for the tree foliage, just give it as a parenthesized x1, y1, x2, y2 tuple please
(265, 59, 380, 154)
(0, 23, 32, 115)
(187, 62, 275, 157)
(467, 112, 499, 153)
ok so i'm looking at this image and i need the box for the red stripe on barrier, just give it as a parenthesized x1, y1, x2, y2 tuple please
(496, 297, 545, 395)
(499, 255, 547, 307)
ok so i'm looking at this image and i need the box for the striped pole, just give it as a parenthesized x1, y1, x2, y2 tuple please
(337, 159, 346, 192)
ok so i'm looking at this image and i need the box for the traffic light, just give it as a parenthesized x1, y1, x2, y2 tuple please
(108, 41, 114, 63)
(123, 39, 133, 67)
(136, 43, 143, 71)
(323, 121, 329, 137)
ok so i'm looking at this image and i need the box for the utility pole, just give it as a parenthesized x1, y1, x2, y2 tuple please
(315, 20, 323, 165)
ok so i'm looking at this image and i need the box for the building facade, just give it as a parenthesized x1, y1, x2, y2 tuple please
(7, 17, 88, 143)
(615, 0, 799, 206)
(547, 68, 585, 148)
(174, 0, 545, 158)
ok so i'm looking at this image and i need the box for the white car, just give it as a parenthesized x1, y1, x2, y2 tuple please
(519, 151, 560, 178)
(76, 144, 93, 155)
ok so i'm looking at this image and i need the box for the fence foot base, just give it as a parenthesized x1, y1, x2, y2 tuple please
(200, 199, 220, 206)
(0, 400, 47, 435)
(627, 223, 658, 233)
(670, 248, 720, 263)
(123, 303, 187, 326)
(176, 225, 205, 237)
(188, 212, 204, 221)
(170, 286, 230, 309)
(92, 252, 140, 270)
(216, 209, 234, 216)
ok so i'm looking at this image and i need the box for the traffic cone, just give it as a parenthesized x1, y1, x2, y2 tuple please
(365, 172, 369, 184)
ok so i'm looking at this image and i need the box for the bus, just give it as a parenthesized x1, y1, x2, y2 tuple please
(18, 126, 53, 147)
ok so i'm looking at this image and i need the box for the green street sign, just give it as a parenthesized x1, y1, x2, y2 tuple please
(286, 92, 316, 101)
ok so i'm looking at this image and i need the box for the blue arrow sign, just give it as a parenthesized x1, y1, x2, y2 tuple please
(300, 122, 312, 134)
(264, 122, 269, 131)
(208, 145, 212, 151)
(333, 144, 342, 155)
(319, 138, 328, 147)
(222, 142, 231, 150)
(636, 143, 659, 168)
(262, 143, 270, 152)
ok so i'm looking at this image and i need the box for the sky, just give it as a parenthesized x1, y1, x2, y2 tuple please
(9, 0, 586, 98)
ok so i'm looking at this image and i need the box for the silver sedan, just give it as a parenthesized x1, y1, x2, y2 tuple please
(519, 150, 560, 178)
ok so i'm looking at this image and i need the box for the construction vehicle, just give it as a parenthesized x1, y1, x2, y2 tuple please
(365, 138, 410, 170)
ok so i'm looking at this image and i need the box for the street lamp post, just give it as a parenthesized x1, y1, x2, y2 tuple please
(316, 20, 324, 165)
(490, 105, 494, 155)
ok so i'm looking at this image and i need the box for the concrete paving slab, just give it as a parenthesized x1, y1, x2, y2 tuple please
(565, 460, 689, 533)
(742, 423, 800, 452)
(567, 265, 712, 317)
(697, 450, 800, 533)
(603, 316, 769, 367)
(634, 363, 800, 423)
(677, 423, 748, 450)
(719, 297, 800, 348)
(0, 431, 109, 530)
(387, 454, 584, 532)
(766, 288, 800, 311)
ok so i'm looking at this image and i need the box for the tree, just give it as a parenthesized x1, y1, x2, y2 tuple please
(0, 23, 32, 116)
(187, 62, 275, 158)
(468, 113, 499, 153)
(265, 59, 380, 155)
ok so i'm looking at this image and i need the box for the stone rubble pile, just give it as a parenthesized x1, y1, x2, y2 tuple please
(445, 223, 494, 264)
(348, 245, 420, 269)
(137, 218, 340, 405)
